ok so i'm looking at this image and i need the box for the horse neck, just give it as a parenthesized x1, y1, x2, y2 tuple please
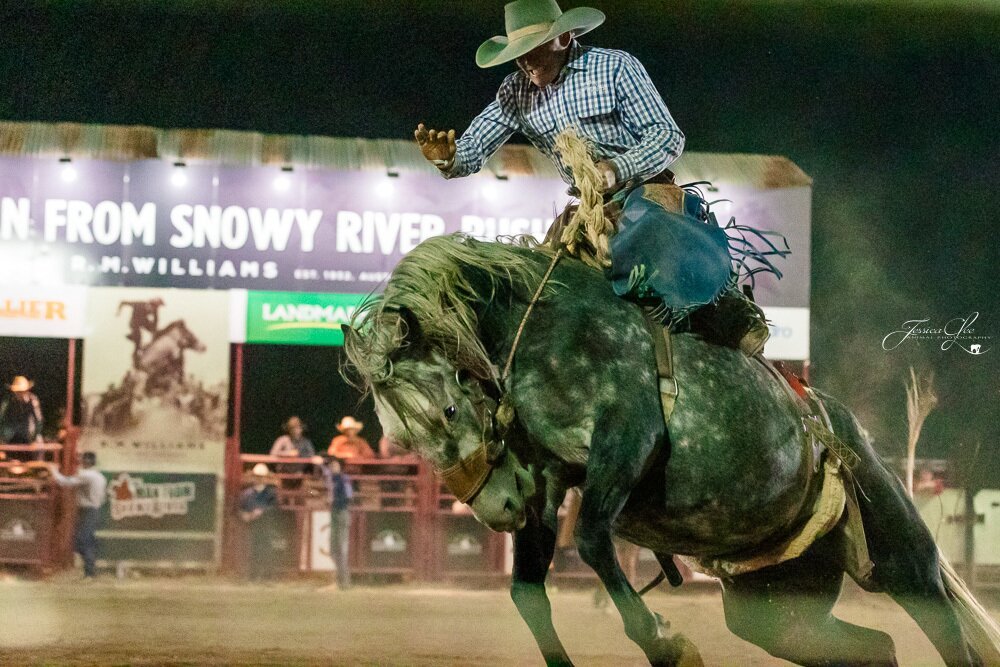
(463, 262, 536, 365)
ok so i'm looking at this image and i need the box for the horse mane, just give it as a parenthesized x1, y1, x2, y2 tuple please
(343, 234, 545, 393)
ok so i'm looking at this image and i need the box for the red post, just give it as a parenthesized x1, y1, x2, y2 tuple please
(221, 343, 245, 573)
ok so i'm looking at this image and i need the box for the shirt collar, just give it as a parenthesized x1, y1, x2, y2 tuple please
(564, 41, 588, 72)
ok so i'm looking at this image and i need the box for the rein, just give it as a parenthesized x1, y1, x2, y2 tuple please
(439, 248, 564, 504)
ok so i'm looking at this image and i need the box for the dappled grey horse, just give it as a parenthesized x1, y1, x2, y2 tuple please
(345, 234, 999, 667)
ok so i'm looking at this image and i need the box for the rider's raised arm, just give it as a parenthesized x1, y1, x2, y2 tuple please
(607, 53, 685, 184)
(442, 74, 521, 179)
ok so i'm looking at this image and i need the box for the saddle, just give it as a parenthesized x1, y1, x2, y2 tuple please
(642, 314, 874, 583)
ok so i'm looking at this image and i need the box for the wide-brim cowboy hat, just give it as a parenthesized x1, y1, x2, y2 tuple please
(336, 416, 364, 432)
(9, 376, 33, 392)
(476, 0, 605, 69)
(251, 463, 271, 477)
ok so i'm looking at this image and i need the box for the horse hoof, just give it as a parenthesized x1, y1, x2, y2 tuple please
(669, 633, 704, 667)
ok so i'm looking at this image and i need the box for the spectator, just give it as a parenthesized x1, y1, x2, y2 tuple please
(316, 456, 353, 590)
(48, 451, 107, 579)
(328, 416, 374, 459)
(0, 376, 44, 448)
(240, 463, 279, 581)
(378, 434, 411, 459)
(270, 416, 316, 458)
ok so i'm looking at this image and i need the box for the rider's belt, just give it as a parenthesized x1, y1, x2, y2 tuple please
(567, 167, 676, 199)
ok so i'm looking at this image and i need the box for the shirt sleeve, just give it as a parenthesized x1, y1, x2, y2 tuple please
(607, 54, 685, 183)
(270, 436, 290, 456)
(51, 469, 82, 487)
(444, 75, 521, 179)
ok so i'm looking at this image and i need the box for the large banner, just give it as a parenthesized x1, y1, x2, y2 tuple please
(79, 287, 230, 474)
(0, 156, 568, 294)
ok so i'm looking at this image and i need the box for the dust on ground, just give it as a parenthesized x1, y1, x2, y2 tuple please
(0, 574, 996, 666)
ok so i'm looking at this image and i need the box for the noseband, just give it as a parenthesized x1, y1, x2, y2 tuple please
(439, 375, 508, 503)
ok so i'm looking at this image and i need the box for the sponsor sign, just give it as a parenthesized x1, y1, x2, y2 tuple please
(245, 291, 367, 346)
(0, 156, 568, 293)
(0, 284, 88, 338)
(447, 533, 483, 556)
(101, 472, 217, 532)
(371, 529, 407, 553)
(310, 510, 336, 572)
(79, 287, 229, 474)
(0, 518, 37, 543)
(762, 306, 810, 361)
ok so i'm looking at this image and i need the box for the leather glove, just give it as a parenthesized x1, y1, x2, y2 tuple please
(415, 123, 457, 170)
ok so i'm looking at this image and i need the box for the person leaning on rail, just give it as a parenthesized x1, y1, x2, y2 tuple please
(415, 0, 772, 356)
(48, 451, 107, 580)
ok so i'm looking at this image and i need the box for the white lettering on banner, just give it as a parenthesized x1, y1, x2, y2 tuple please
(263, 303, 355, 324)
(70, 255, 278, 280)
(0, 197, 31, 241)
(461, 215, 553, 241)
(335, 210, 445, 254)
(42, 199, 156, 245)
(169, 204, 322, 251)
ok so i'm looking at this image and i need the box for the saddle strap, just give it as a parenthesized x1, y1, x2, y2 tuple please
(642, 314, 679, 423)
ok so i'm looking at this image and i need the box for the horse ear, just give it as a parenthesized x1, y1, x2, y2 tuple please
(397, 306, 423, 348)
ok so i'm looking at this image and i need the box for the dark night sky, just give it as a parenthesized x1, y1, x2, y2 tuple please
(1, 1, 997, 476)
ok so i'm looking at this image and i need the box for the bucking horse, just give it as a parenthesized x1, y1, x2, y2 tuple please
(343, 233, 1000, 666)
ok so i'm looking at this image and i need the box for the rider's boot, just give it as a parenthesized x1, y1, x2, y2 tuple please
(685, 288, 770, 357)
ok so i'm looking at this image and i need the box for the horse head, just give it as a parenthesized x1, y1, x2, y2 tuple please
(171, 319, 206, 352)
(345, 307, 536, 533)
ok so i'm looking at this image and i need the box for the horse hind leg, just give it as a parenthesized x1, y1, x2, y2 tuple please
(846, 454, 981, 665)
(722, 541, 898, 666)
(820, 393, 982, 665)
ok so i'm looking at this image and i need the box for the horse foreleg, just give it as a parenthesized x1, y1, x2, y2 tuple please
(511, 504, 573, 667)
(576, 498, 701, 667)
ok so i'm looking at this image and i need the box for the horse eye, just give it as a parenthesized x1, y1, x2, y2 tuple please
(444, 405, 458, 421)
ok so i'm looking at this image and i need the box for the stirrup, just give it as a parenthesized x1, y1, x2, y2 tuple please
(739, 321, 770, 357)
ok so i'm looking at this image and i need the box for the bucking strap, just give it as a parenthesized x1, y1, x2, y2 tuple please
(642, 313, 678, 423)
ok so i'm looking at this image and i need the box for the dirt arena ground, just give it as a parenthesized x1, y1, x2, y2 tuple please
(0, 575, 997, 666)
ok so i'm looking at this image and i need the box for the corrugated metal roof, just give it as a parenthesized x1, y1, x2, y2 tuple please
(0, 121, 811, 188)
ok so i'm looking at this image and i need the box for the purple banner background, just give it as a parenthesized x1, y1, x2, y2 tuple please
(0, 156, 569, 293)
(0, 155, 809, 307)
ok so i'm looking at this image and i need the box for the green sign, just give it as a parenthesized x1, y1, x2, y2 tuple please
(246, 291, 366, 346)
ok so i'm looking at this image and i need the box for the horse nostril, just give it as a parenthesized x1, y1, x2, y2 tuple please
(503, 497, 517, 515)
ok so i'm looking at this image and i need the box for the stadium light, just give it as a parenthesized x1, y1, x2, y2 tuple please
(59, 157, 77, 183)
(171, 162, 188, 188)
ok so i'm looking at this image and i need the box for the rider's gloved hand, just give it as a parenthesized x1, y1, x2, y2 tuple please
(595, 160, 618, 191)
(415, 123, 457, 171)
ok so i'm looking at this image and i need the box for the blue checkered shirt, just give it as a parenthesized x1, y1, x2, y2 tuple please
(445, 42, 684, 185)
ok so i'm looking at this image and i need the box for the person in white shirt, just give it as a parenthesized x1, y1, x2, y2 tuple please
(49, 451, 107, 578)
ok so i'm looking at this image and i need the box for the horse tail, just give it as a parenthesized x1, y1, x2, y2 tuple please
(938, 554, 1000, 664)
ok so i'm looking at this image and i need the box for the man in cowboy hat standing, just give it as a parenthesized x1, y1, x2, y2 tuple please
(328, 416, 374, 459)
(0, 376, 44, 447)
(415, 0, 684, 193)
(240, 463, 280, 581)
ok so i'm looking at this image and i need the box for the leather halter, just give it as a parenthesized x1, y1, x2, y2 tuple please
(438, 378, 507, 503)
